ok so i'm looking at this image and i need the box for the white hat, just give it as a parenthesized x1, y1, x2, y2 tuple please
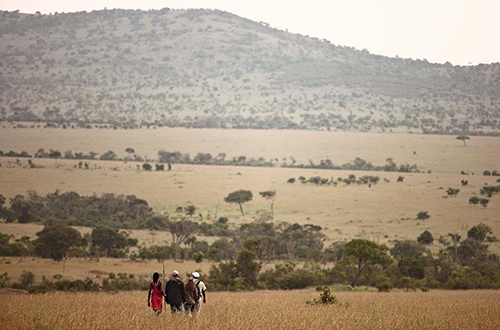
(192, 272, 200, 278)
(172, 270, 179, 276)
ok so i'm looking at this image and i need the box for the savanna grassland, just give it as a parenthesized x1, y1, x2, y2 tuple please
(1, 290, 500, 330)
(1, 125, 499, 250)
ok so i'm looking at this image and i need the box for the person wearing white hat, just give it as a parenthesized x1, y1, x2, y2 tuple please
(165, 270, 185, 316)
(191, 272, 207, 317)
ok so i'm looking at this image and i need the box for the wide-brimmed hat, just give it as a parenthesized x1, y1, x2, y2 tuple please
(192, 272, 200, 278)
(172, 270, 179, 276)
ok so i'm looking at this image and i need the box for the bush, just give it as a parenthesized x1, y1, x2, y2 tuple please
(306, 287, 338, 305)
(376, 282, 392, 292)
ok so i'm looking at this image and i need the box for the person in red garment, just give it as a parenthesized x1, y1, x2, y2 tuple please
(147, 272, 164, 315)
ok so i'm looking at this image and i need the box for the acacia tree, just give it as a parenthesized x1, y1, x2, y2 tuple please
(480, 198, 489, 209)
(456, 135, 470, 146)
(416, 211, 430, 221)
(259, 190, 276, 216)
(468, 223, 493, 242)
(469, 196, 480, 206)
(169, 220, 196, 260)
(343, 239, 392, 287)
(224, 190, 253, 215)
(34, 224, 81, 261)
(417, 230, 434, 245)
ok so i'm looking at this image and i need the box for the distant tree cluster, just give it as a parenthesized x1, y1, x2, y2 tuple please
(288, 174, 383, 186)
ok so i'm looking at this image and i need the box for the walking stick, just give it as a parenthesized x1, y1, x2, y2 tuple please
(162, 260, 166, 310)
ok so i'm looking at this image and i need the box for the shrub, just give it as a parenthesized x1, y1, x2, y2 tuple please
(306, 287, 338, 305)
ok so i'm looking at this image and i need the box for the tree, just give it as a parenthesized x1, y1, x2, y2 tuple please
(416, 211, 430, 221)
(34, 224, 82, 261)
(479, 198, 489, 209)
(224, 190, 253, 215)
(100, 150, 117, 161)
(125, 147, 135, 155)
(417, 230, 434, 245)
(456, 135, 470, 146)
(467, 223, 493, 242)
(469, 196, 480, 206)
(390, 240, 426, 260)
(236, 248, 261, 287)
(91, 227, 131, 258)
(142, 163, 152, 171)
(184, 205, 196, 217)
(169, 220, 196, 260)
(343, 239, 392, 286)
(446, 188, 460, 197)
(259, 190, 276, 216)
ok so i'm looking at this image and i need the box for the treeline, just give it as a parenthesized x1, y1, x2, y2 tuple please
(0, 225, 138, 259)
(2, 222, 499, 292)
(1, 147, 420, 173)
(0, 191, 241, 235)
(287, 174, 386, 186)
(1, 271, 150, 293)
(207, 224, 500, 291)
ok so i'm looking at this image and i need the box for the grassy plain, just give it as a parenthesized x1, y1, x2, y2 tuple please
(0, 256, 213, 281)
(1, 290, 499, 329)
(0, 126, 500, 252)
(1, 124, 500, 174)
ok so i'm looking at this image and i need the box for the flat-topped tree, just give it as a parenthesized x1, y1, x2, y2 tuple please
(456, 135, 470, 146)
(225, 190, 253, 216)
(259, 190, 276, 216)
(417, 211, 430, 221)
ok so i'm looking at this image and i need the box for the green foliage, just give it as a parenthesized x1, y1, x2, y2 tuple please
(91, 226, 134, 258)
(390, 240, 427, 260)
(5, 191, 154, 228)
(467, 223, 493, 242)
(34, 224, 82, 261)
(224, 190, 253, 215)
(343, 239, 392, 287)
(417, 230, 434, 245)
(416, 211, 430, 221)
(99, 150, 117, 160)
(306, 287, 338, 305)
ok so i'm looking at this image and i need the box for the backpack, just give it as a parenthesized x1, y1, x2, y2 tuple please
(194, 280, 202, 300)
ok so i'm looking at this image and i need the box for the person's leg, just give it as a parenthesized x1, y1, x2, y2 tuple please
(171, 304, 183, 317)
(184, 303, 192, 317)
(193, 300, 202, 316)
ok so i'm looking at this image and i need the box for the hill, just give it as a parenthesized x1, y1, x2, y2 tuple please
(1, 8, 499, 134)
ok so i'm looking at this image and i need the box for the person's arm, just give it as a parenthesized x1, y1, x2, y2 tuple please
(164, 281, 169, 305)
(202, 288, 206, 303)
(147, 283, 152, 307)
(159, 281, 164, 296)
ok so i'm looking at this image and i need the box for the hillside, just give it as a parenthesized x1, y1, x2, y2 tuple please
(0, 8, 499, 134)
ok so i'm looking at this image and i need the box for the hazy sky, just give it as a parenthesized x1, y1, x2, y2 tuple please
(2, 0, 499, 65)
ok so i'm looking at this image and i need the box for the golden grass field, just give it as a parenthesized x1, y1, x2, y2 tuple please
(1, 126, 500, 329)
(1, 289, 500, 330)
(0, 257, 214, 281)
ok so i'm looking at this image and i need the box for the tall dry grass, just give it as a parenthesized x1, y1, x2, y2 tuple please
(1, 290, 499, 329)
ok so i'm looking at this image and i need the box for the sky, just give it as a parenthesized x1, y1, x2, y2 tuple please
(1, 0, 499, 65)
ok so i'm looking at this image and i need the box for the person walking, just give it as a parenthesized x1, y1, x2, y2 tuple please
(191, 272, 207, 317)
(147, 272, 164, 315)
(165, 270, 185, 317)
(183, 277, 197, 317)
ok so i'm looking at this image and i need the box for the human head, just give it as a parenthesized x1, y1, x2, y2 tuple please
(192, 272, 200, 279)
(153, 272, 160, 282)
(172, 270, 179, 277)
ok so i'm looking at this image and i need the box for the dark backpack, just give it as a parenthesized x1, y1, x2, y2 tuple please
(194, 280, 202, 300)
